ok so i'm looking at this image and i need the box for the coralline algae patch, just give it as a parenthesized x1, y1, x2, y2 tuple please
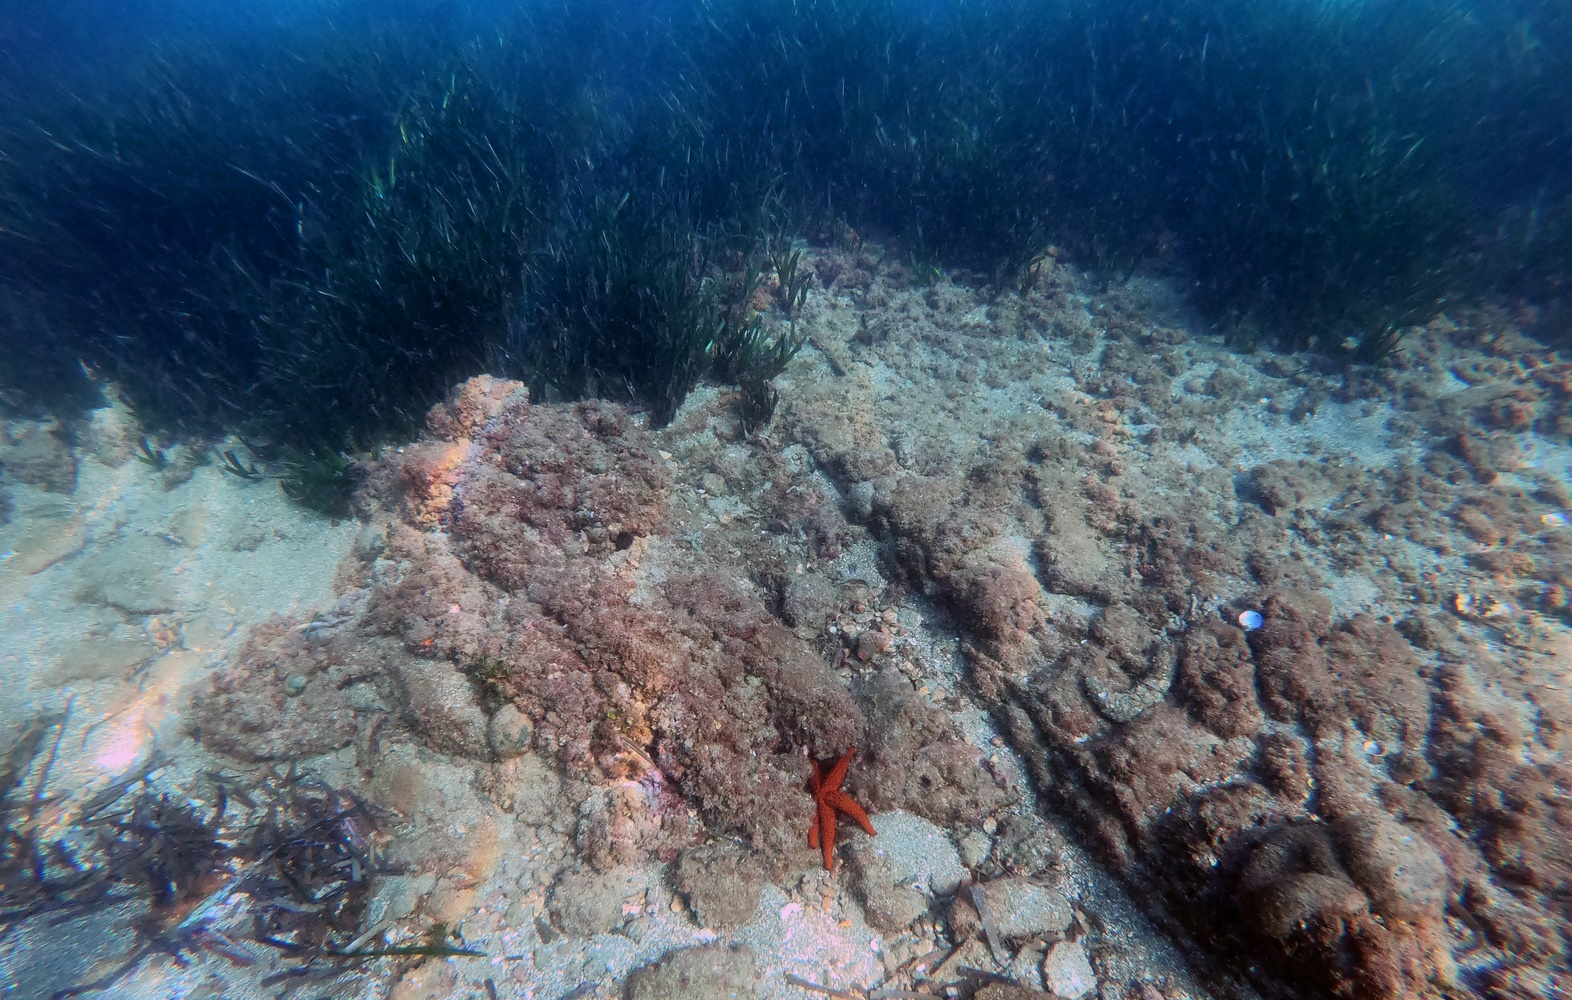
(169, 372, 1023, 999)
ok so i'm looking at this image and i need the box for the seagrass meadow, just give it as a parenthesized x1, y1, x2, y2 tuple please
(0, 2, 1569, 999)
(2, 0, 1569, 451)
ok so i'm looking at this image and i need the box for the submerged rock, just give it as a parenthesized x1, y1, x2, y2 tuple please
(1335, 812, 1448, 922)
(674, 843, 767, 929)
(1042, 940, 1096, 999)
(625, 943, 757, 1000)
(548, 867, 645, 938)
(847, 811, 967, 931)
(391, 655, 491, 759)
(951, 877, 1074, 943)
(1, 419, 77, 493)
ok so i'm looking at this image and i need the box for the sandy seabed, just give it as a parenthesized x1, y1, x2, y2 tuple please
(1, 243, 1568, 1000)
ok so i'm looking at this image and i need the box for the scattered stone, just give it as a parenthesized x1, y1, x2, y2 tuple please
(283, 673, 308, 696)
(369, 747, 501, 886)
(783, 572, 836, 631)
(1, 420, 77, 493)
(160, 507, 208, 548)
(993, 817, 1063, 877)
(391, 655, 491, 758)
(625, 943, 757, 1000)
(36, 636, 155, 686)
(387, 957, 457, 1000)
(673, 843, 767, 929)
(959, 829, 993, 868)
(1006, 939, 1049, 992)
(367, 872, 437, 928)
(481, 752, 561, 825)
(79, 404, 137, 466)
(951, 877, 1074, 942)
(848, 480, 877, 521)
(76, 534, 179, 613)
(847, 811, 967, 931)
(548, 867, 645, 937)
(978, 987, 1054, 1000)
(157, 446, 205, 490)
(486, 703, 534, 758)
(354, 521, 388, 561)
(856, 628, 892, 660)
(1042, 940, 1096, 999)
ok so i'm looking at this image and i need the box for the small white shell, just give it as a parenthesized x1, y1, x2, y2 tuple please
(1237, 609, 1264, 631)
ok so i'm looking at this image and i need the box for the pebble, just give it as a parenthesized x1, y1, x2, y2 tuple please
(1237, 609, 1264, 631)
(1043, 940, 1097, 999)
(857, 629, 892, 660)
(958, 830, 992, 868)
(284, 673, 308, 696)
(954, 878, 1073, 941)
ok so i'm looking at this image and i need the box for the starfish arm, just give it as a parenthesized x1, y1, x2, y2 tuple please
(828, 792, 877, 837)
(823, 748, 856, 792)
(808, 812, 820, 849)
(818, 801, 838, 870)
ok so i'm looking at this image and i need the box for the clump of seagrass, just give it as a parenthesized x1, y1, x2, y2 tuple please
(0, 714, 430, 998)
(711, 241, 807, 436)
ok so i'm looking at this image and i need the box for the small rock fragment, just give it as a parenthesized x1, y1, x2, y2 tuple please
(354, 522, 388, 560)
(848, 480, 876, 521)
(847, 811, 967, 931)
(959, 830, 993, 868)
(1042, 940, 1096, 999)
(626, 943, 757, 1000)
(548, 868, 645, 938)
(856, 628, 892, 661)
(674, 843, 767, 929)
(977, 987, 1055, 1000)
(80, 404, 136, 466)
(951, 877, 1074, 942)
(486, 704, 534, 758)
(391, 655, 491, 758)
(783, 572, 836, 632)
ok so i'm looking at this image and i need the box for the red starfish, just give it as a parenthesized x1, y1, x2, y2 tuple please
(807, 746, 876, 870)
